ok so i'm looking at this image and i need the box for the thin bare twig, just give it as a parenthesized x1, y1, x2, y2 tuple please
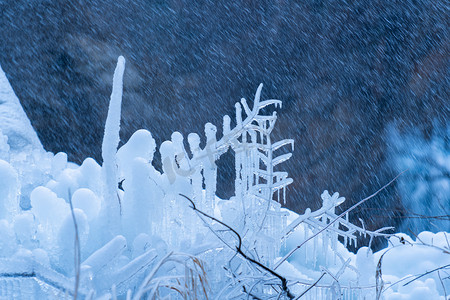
(179, 194, 295, 299)
(437, 270, 447, 300)
(403, 264, 450, 287)
(375, 251, 384, 300)
(294, 273, 326, 300)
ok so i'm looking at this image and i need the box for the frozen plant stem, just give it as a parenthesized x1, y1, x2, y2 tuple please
(102, 56, 125, 236)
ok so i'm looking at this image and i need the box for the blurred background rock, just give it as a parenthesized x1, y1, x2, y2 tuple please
(0, 0, 448, 242)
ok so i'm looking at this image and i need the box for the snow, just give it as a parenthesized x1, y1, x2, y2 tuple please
(0, 58, 448, 299)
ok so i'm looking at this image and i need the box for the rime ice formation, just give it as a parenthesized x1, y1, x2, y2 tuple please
(0, 58, 448, 299)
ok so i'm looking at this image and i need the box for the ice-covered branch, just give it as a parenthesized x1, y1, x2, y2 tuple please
(275, 171, 405, 270)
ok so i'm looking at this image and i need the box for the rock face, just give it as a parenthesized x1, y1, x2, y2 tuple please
(0, 64, 43, 155)
(0, 1, 448, 235)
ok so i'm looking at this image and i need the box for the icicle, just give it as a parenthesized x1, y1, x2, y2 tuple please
(204, 123, 217, 214)
(171, 132, 190, 174)
(277, 183, 280, 203)
(249, 130, 257, 186)
(241, 131, 248, 194)
(235, 143, 243, 203)
(188, 133, 203, 205)
(313, 229, 318, 268)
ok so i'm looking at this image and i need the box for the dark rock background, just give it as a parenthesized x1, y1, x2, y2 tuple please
(0, 0, 448, 240)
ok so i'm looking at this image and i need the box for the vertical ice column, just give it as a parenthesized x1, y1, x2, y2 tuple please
(160, 140, 192, 247)
(171, 133, 196, 244)
(233, 103, 244, 206)
(160, 141, 177, 246)
(116, 129, 162, 239)
(203, 123, 217, 215)
(223, 115, 231, 136)
(171, 132, 190, 174)
(102, 56, 125, 237)
(188, 133, 203, 206)
(57, 208, 89, 275)
(241, 131, 249, 195)
(264, 124, 273, 203)
(235, 102, 242, 127)
(122, 158, 154, 243)
(249, 130, 257, 187)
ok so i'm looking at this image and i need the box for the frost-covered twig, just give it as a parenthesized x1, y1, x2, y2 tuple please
(403, 264, 450, 287)
(437, 270, 447, 299)
(274, 170, 406, 270)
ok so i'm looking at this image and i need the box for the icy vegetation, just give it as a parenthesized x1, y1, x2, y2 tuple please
(0, 58, 449, 299)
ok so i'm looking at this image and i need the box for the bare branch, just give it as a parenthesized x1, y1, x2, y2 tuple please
(403, 264, 450, 287)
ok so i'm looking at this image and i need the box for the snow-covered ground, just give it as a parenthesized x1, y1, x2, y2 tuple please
(0, 60, 449, 299)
